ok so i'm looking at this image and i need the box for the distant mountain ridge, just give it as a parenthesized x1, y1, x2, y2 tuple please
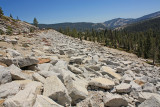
(38, 11, 160, 30)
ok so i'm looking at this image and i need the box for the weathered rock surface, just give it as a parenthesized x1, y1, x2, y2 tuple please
(115, 83, 132, 93)
(33, 95, 63, 107)
(43, 75, 71, 106)
(4, 81, 42, 107)
(0, 66, 12, 84)
(65, 76, 88, 105)
(103, 93, 128, 107)
(101, 66, 122, 80)
(89, 77, 115, 89)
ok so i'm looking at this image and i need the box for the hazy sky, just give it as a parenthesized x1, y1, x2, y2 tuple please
(0, 0, 160, 24)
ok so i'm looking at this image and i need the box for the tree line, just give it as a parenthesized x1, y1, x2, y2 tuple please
(58, 27, 160, 65)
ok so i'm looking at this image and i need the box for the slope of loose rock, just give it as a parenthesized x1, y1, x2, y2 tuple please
(0, 29, 160, 107)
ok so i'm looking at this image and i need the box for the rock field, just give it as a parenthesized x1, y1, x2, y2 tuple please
(0, 29, 160, 107)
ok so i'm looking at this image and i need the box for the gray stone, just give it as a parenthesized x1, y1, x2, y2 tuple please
(8, 64, 32, 80)
(0, 81, 21, 98)
(142, 83, 157, 93)
(68, 65, 83, 74)
(59, 50, 65, 55)
(138, 96, 160, 107)
(116, 83, 131, 93)
(138, 92, 160, 103)
(38, 63, 54, 71)
(33, 95, 63, 107)
(103, 93, 128, 107)
(6, 49, 21, 58)
(38, 70, 60, 78)
(4, 81, 43, 107)
(69, 56, 84, 64)
(65, 76, 88, 105)
(130, 81, 142, 92)
(89, 65, 100, 71)
(32, 73, 46, 84)
(0, 66, 12, 84)
(43, 75, 71, 106)
(55, 60, 68, 70)
(0, 57, 38, 67)
(89, 77, 115, 89)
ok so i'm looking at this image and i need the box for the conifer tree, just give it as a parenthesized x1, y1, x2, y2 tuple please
(33, 17, 38, 27)
(0, 7, 4, 17)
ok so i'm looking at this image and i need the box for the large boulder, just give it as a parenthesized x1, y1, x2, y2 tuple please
(65, 76, 88, 105)
(33, 95, 63, 107)
(103, 93, 128, 107)
(0, 57, 38, 68)
(101, 66, 122, 80)
(89, 77, 115, 89)
(115, 83, 132, 93)
(4, 81, 43, 107)
(0, 66, 12, 84)
(43, 75, 71, 106)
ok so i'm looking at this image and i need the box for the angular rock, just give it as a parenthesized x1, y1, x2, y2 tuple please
(130, 81, 142, 92)
(142, 82, 157, 93)
(65, 76, 88, 105)
(69, 56, 84, 64)
(0, 66, 12, 84)
(6, 49, 21, 58)
(89, 65, 100, 71)
(33, 95, 63, 107)
(0, 81, 21, 98)
(89, 77, 115, 89)
(4, 81, 43, 107)
(54, 60, 68, 70)
(138, 92, 160, 103)
(33, 73, 46, 84)
(103, 93, 128, 107)
(38, 63, 54, 71)
(43, 75, 71, 106)
(8, 64, 32, 80)
(38, 70, 60, 78)
(139, 96, 160, 107)
(101, 66, 122, 80)
(115, 83, 131, 93)
(0, 57, 38, 67)
(68, 65, 83, 74)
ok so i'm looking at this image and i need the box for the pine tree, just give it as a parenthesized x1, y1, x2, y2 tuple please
(0, 7, 4, 17)
(17, 16, 19, 20)
(10, 14, 13, 18)
(33, 18, 38, 27)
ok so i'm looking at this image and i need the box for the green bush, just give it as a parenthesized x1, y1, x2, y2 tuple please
(0, 29, 4, 35)
(6, 26, 13, 35)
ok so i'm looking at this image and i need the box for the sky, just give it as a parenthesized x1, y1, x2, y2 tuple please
(0, 0, 160, 24)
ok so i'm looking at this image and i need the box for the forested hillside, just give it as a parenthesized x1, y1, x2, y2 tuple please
(38, 22, 106, 31)
(124, 17, 160, 32)
(58, 21, 160, 65)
